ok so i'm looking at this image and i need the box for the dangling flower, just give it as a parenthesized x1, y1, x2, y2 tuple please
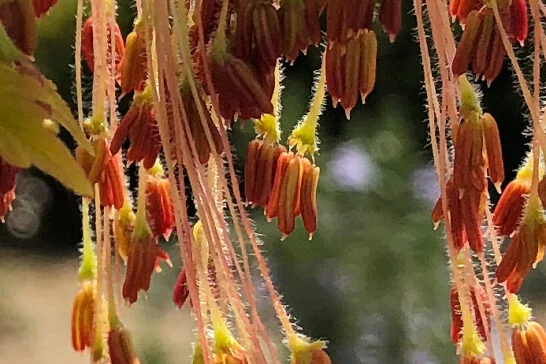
(244, 139, 287, 208)
(0, 0, 36, 55)
(325, 29, 377, 114)
(496, 196, 546, 293)
(300, 160, 320, 239)
(432, 77, 504, 253)
(108, 325, 140, 364)
(120, 19, 148, 95)
(146, 162, 175, 239)
(179, 81, 224, 164)
(510, 0, 528, 46)
(32, 0, 57, 17)
(81, 16, 125, 80)
(452, 1, 527, 84)
(110, 85, 162, 170)
(234, 0, 282, 71)
(432, 179, 467, 250)
(71, 280, 96, 352)
(493, 171, 531, 236)
(379, 0, 402, 42)
(172, 267, 189, 309)
(76, 137, 125, 209)
(511, 321, 546, 363)
(449, 0, 481, 24)
(210, 50, 274, 121)
(453, 77, 504, 193)
(265, 153, 320, 239)
(449, 285, 490, 345)
(279, 0, 324, 62)
(288, 335, 331, 364)
(508, 296, 546, 364)
(122, 214, 170, 304)
(266, 152, 299, 237)
(326, 0, 374, 46)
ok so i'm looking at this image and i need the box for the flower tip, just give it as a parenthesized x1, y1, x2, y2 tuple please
(344, 108, 352, 120)
(308, 233, 314, 241)
(494, 182, 502, 194)
(389, 34, 396, 43)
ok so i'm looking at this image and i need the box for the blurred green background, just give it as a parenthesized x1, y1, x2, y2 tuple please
(1, 1, 544, 363)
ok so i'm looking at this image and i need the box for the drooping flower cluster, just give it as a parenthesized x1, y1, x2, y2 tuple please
(432, 76, 504, 253)
(451, 0, 528, 84)
(4, 0, 546, 362)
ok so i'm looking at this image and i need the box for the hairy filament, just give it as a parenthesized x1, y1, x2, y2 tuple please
(92, 184, 104, 361)
(103, 206, 118, 323)
(75, 0, 84, 128)
(91, 0, 108, 122)
(415, 0, 495, 359)
(140, 3, 212, 362)
(193, 0, 299, 343)
(169, 2, 280, 361)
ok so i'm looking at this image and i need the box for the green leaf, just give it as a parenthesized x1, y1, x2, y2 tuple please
(0, 55, 93, 196)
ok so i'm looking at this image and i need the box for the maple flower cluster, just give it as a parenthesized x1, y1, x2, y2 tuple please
(2, 0, 546, 362)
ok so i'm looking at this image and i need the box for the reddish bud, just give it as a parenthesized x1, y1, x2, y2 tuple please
(111, 90, 161, 169)
(326, 0, 375, 45)
(108, 327, 140, 364)
(510, 0, 528, 46)
(76, 138, 125, 209)
(122, 226, 170, 303)
(449, 0, 481, 24)
(210, 52, 273, 120)
(180, 84, 224, 164)
(300, 161, 320, 239)
(235, 0, 282, 71)
(452, 10, 482, 78)
(0, 0, 36, 55)
(431, 179, 470, 250)
(245, 140, 286, 207)
(453, 119, 486, 193)
(32, 0, 57, 17)
(71, 280, 96, 352)
(172, 268, 189, 309)
(81, 17, 125, 81)
(461, 189, 485, 253)
(450, 284, 490, 344)
(279, 0, 322, 62)
(512, 321, 546, 364)
(493, 178, 530, 236)
(120, 25, 148, 95)
(326, 30, 377, 115)
(146, 175, 175, 239)
(496, 205, 546, 293)
(266, 151, 293, 221)
(379, 0, 402, 42)
(277, 156, 307, 239)
(481, 113, 504, 191)
(452, 7, 519, 84)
